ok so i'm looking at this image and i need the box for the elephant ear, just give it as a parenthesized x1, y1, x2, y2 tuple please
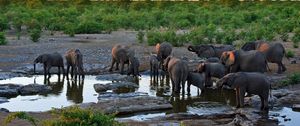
(155, 43, 160, 53)
(163, 56, 171, 69)
(225, 51, 235, 66)
(241, 42, 256, 51)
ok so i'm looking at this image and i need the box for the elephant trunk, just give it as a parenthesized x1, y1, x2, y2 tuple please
(33, 63, 36, 74)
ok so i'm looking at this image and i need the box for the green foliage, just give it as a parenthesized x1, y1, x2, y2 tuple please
(286, 50, 295, 58)
(0, 32, 7, 45)
(43, 107, 120, 126)
(29, 29, 41, 42)
(281, 72, 300, 86)
(4, 112, 38, 126)
(64, 23, 76, 37)
(137, 31, 144, 43)
(146, 30, 162, 46)
(292, 28, 300, 48)
(0, 16, 9, 31)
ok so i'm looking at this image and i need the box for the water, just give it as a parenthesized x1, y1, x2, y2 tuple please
(0, 74, 300, 126)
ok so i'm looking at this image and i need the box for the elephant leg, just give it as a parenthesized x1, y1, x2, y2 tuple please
(109, 58, 115, 72)
(276, 62, 282, 74)
(120, 62, 125, 75)
(115, 62, 119, 71)
(47, 66, 51, 79)
(67, 65, 70, 79)
(236, 88, 240, 108)
(281, 62, 286, 72)
(187, 83, 191, 95)
(58, 67, 61, 77)
(259, 95, 264, 110)
(71, 66, 74, 78)
(181, 80, 185, 95)
(43, 65, 47, 79)
(62, 66, 66, 78)
(239, 88, 245, 108)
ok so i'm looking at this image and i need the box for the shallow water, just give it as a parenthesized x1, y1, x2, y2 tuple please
(0, 74, 299, 126)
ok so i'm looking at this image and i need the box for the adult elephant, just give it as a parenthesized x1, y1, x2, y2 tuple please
(163, 56, 189, 94)
(241, 40, 286, 73)
(109, 44, 134, 74)
(65, 49, 84, 80)
(156, 42, 172, 69)
(34, 52, 65, 79)
(220, 50, 268, 73)
(216, 72, 271, 110)
(188, 44, 234, 58)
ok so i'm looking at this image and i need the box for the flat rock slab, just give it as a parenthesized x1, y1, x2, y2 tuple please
(96, 74, 135, 82)
(0, 72, 24, 80)
(79, 96, 172, 115)
(0, 84, 22, 97)
(94, 82, 138, 92)
(98, 92, 148, 100)
(18, 84, 52, 95)
(0, 97, 8, 104)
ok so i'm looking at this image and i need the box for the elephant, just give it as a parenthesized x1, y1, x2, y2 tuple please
(220, 50, 268, 73)
(65, 49, 84, 80)
(188, 44, 234, 58)
(150, 54, 159, 81)
(216, 72, 271, 110)
(187, 72, 205, 94)
(109, 44, 134, 74)
(156, 42, 173, 69)
(241, 40, 286, 74)
(163, 56, 189, 94)
(196, 62, 226, 87)
(205, 57, 220, 63)
(33, 52, 65, 79)
(127, 56, 141, 77)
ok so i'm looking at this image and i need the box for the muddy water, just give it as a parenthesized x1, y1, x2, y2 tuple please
(0, 75, 299, 126)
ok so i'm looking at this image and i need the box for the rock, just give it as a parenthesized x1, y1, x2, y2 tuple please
(96, 74, 135, 82)
(277, 91, 300, 105)
(292, 104, 300, 112)
(78, 102, 97, 109)
(0, 72, 24, 80)
(94, 82, 138, 93)
(0, 84, 22, 97)
(266, 74, 287, 87)
(0, 108, 9, 113)
(290, 58, 297, 64)
(98, 92, 148, 100)
(244, 95, 277, 108)
(272, 89, 291, 98)
(0, 97, 8, 104)
(18, 84, 52, 95)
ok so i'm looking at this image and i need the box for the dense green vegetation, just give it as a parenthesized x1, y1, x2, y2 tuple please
(0, 1, 299, 45)
(4, 107, 121, 126)
(281, 72, 300, 87)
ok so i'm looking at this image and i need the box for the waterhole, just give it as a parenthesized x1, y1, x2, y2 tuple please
(0, 74, 299, 126)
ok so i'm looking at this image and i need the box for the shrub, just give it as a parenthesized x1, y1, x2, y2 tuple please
(281, 72, 300, 86)
(0, 32, 7, 45)
(146, 30, 162, 46)
(136, 31, 145, 43)
(64, 23, 76, 37)
(292, 28, 300, 48)
(4, 112, 38, 126)
(286, 50, 295, 58)
(0, 16, 9, 31)
(188, 27, 206, 45)
(29, 29, 41, 42)
(76, 20, 103, 34)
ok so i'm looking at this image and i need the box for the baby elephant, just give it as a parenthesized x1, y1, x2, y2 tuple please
(216, 72, 271, 110)
(150, 54, 159, 80)
(65, 49, 84, 80)
(197, 62, 226, 87)
(34, 52, 65, 79)
(127, 56, 141, 77)
(187, 72, 205, 94)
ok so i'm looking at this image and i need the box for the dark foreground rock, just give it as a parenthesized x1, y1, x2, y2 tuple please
(96, 74, 135, 82)
(18, 84, 52, 95)
(94, 82, 138, 92)
(0, 84, 22, 97)
(77, 95, 172, 115)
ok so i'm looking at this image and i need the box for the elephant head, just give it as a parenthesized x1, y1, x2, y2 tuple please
(33, 54, 47, 74)
(220, 51, 236, 67)
(241, 42, 256, 51)
(216, 73, 238, 88)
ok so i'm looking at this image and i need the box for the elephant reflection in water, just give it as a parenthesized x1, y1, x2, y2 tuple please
(40, 76, 64, 95)
(169, 94, 192, 113)
(149, 73, 171, 97)
(66, 79, 84, 104)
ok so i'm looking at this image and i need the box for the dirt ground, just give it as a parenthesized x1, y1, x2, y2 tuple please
(0, 30, 300, 126)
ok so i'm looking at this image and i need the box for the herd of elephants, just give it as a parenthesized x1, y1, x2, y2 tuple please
(33, 40, 287, 111)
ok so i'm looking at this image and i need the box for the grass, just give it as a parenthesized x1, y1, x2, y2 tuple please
(280, 72, 300, 87)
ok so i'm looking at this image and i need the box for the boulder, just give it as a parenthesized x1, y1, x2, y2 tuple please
(0, 84, 22, 97)
(94, 82, 138, 93)
(18, 84, 52, 95)
(96, 74, 135, 82)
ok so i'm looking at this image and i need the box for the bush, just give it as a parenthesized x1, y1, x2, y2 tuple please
(64, 23, 76, 37)
(4, 112, 37, 126)
(0, 32, 7, 45)
(146, 30, 162, 46)
(281, 72, 300, 86)
(29, 29, 41, 42)
(136, 31, 144, 43)
(0, 16, 9, 31)
(286, 50, 295, 58)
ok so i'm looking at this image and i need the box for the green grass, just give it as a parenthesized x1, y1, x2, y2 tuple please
(0, 1, 299, 45)
(281, 72, 300, 87)
(4, 106, 122, 126)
